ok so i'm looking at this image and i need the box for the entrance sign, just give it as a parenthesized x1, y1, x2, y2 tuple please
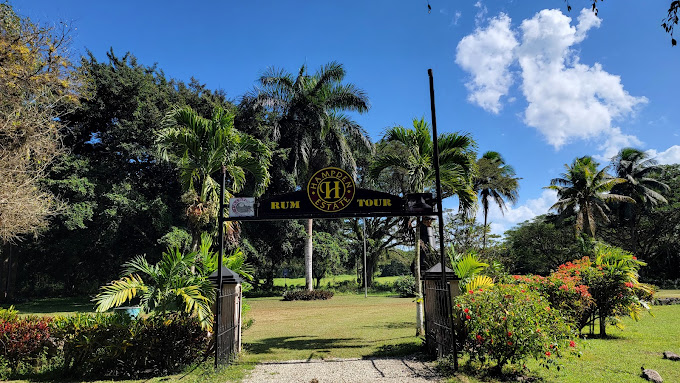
(307, 167, 355, 212)
(227, 167, 436, 221)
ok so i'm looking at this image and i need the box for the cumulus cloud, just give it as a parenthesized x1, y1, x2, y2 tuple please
(482, 189, 558, 235)
(456, 14, 517, 114)
(594, 128, 643, 162)
(456, 8, 647, 150)
(647, 146, 680, 165)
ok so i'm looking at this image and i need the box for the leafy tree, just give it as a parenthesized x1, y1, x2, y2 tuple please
(157, 106, 271, 251)
(312, 231, 349, 288)
(546, 156, 632, 238)
(502, 215, 581, 275)
(12, 51, 229, 298)
(370, 117, 476, 335)
(610, 148, 669, 253)
(0, 3, 81, 300)
(473, 151, 519, 250)
(243, 61, 371, 291)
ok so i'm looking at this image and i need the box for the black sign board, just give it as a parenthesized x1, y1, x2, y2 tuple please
(227, 167, 436, 221)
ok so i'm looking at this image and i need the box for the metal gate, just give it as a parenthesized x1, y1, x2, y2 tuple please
(423, 278, 455, 358)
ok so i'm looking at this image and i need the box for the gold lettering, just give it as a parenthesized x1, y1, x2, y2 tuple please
(290, 201, 300, 208)
(271, 202, 280, 209)
(384, 199, 392, 207)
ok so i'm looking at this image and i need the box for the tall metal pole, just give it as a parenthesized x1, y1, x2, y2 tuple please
(363, 218, 367, 298)
(428, 69, 458, 371)
(215, 165, 226, 368)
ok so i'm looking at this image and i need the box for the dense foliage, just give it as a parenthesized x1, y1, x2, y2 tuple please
(282, 289, 334, 301)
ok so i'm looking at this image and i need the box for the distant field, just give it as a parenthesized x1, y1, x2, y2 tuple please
(268, 274, 402, 288)
(655, 289, 680, 298)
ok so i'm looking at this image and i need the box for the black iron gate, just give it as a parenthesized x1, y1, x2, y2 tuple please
(423, 278, 455, 358)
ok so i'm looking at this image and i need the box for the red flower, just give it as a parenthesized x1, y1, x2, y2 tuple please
(507, 331, 512, 337)
(632, 256, 637, 260)
(625, 282, 634, 288)
(507, 341, 513, 346)
(464, 308, 469, 313)
(502, 316, 506, 321)
(569, 340, 576, 347)
(465, 315, 471, 320)
(468, 290, 474, 294)
(476, 334, 483, 341)
(545, 351, 551, 356)
(521, 289, 525, 293)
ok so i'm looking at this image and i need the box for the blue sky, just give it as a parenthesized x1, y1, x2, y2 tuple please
(14, 0, 679, 234)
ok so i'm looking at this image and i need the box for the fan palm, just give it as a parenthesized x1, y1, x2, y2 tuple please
(610, 148, 669, 253)
(244, 62, 371, 290)
(546, 156, 633, 238)
(157, 106, 271, 251)
(370, 117, 476, 336)
(94, 247, 215, 330)
(474, 151, 520, 249)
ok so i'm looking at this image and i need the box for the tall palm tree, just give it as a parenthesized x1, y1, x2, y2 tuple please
(546, 156, 633, 238)
(245, 62, 371, 291)
(370, 117, 476, 336)
(157, 106, 271, 251)
(610, 148, 669, 253)
(473, 151, 520, 249)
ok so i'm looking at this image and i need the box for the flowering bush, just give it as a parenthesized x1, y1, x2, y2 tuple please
(511, 257, 594, 328)
(454, 284, 579, 372)
(0, 315, 54, 373)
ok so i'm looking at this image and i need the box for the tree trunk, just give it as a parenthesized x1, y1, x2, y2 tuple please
(415, 218, 424, 336)
(599, 314, 607, 337)
(305, 218, 313, 291)
(483, 212, 488, 250)
(0, 242, 17, 302)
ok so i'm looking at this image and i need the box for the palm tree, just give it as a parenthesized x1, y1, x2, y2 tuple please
(370, 117, 476, 336)
(157, 106, 271, 251)
(94, 246, 215, 329)
(610, 148, 670, 253)
(473, 151, 520, 249)
(546, 156, 633, 238)
(245, 62, 371, 291)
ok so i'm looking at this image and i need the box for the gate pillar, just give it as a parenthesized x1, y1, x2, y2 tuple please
(209, 267, 243, 362)
(422, 262, 459, 358)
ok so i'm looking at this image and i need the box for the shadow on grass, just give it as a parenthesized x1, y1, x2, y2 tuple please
(363, 342, 424, 358)
(10, 297, 94, 314)
(362, 320, 413, 330)
(244, 336, 366, 355)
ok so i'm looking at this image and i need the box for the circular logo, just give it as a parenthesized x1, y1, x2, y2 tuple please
(307, 167, 356, 212)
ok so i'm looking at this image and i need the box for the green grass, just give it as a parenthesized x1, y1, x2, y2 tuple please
(654, 289, 680, 298)
(2, 296, 95, 316)
(240, 294, 421, 362)
(269, 274, 402, 288)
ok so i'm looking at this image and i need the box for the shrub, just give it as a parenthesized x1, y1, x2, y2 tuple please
(454, 284, 579, 372)
(282, 289, 334, 301)
(393, 275, 416, 297)
(52, 312, 208, 378)
(0, 315, 54, 373)
(511, 257, 594, 328)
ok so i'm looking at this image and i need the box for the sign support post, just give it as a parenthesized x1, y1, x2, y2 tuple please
(428, 68, 458, 371)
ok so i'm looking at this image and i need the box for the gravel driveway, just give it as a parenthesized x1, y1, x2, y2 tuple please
(242, 356, 442, 382)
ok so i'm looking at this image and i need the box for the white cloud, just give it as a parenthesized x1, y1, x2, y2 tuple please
(456, 8, 647, 150)
(453, 10, 462, 26)
(481, 189, 558, 235)
(647, 146, 680, 165)
(594, 127, 643, 162)
(474, 1, 488, 26)
(455, 14, 517, 114)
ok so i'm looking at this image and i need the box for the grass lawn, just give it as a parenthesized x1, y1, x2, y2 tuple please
(654, 289, 680, 298)
(240, 294, 421, 363)
(268, 274, 402, 288)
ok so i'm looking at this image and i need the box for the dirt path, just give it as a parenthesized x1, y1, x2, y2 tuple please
(242, 356, 442, 383)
